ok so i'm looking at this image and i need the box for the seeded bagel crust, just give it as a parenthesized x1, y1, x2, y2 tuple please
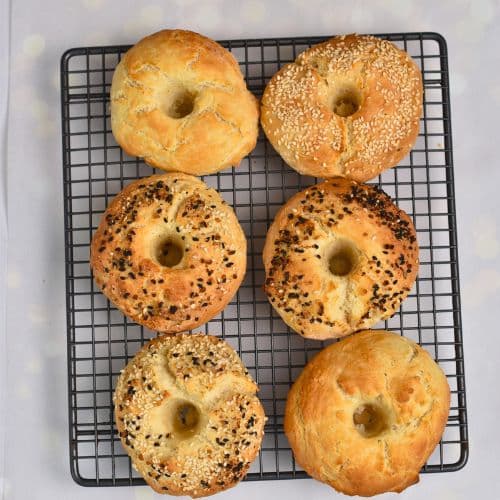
(284, 330, 450, 496)
(90, 173, 246, 333)
(111, 29, 259, 175)
(115, 334, 266, 497)
(263, 178, 418, 339)
(261, 34, 423, 181)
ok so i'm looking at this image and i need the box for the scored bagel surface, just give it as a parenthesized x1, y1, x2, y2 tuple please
(263, 177, 418, 339)
(111, 29, 259, 175)
(284, 330, 450, 496)
(261, 34, 423, 181)
(114, 334, 266, 497)
(90, 173, 246, 333)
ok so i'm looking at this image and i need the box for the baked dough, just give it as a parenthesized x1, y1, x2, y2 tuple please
(90, 173, 246, 333)
(111, 29, 259, 175)
(115, 334, 266, 497)
(285, 330, 450, 496)
(261, 34, 422, 181)
(263, 177, 418, 339)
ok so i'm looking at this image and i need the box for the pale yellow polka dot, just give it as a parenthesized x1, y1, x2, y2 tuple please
(23, 34, 46, 58)
(41, 428, 63, 454)
(0, 477, 12, 498)
(242, 1, 266, 23)
(350, 6, 373, 26)
(26, 356, 42, 374)
(31, 98, 49, 120)
(83, 0, 105, 9)
(123, 21, 142, 38)
(380, 0, 415, 18)
(26, 97, 57, 137)
(16, 382, 32, 400)
(68, 72, 86, 88)
(123, 6, 165, 38)
(192, 3, 222, 30)
(463, 268, 500, 307)
(83, 31, 110, 46)
(473, 218, 499, 259)
(134, 487, 155, 500)
(28, 304, 49, 325)
(140, 5, 164, 24)
(455, 9, 491, 44)
(7, 270, 20, 289)
(52, 69, 60, 91)
(37, 119, 57, 138)
(472, 0, 495, 23)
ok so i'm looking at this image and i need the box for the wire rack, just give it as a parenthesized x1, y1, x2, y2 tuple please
(60, 32, 468, 487)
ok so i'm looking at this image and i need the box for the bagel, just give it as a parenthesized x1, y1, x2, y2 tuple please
(263, 177, 418, 339)
(261, 34, 423, 181)
(111, 29, 259, 175)
(90, 173, 246, 333)
(284, 330, 450, 496)
(114, 334, 266, 497)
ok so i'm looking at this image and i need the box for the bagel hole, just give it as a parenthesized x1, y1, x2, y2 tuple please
(173, 401, 200, 437)
(328, 240, 359, 277)
(166, 88, 196, 119)
(155, 238, 184, 267)
(332, 88, 361, 117)
(353, 403, 389, 438)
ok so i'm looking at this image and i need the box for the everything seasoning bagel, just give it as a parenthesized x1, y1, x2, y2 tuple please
(263, 178, 418, 339)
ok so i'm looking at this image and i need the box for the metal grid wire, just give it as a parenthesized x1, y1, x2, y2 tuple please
(60, 32, 468, 486)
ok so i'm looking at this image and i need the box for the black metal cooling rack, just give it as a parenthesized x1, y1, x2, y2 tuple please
(60, 32, 468, 487)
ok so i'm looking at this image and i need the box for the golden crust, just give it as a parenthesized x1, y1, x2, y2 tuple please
(90, 173, 246, 333)
(111, 29, 259, 175)
(114, 334, 266, 497)
(285, 330, 450, 497)
(263, 178, 418, 339)
(261, 34, 423, 182)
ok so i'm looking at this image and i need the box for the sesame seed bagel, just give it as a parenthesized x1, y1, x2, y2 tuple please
(284, 330, 450, 496)
(114, 334, 266, 497)
(263, 178, 418, 340)
(261, 34, 423, 182)
(111, 29, 259, 175)
(90, 173, 246, 333)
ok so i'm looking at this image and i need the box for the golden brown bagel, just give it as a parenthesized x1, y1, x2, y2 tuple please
(114, 334, 266, 497)
(90, 173, 246, 333)
(263, 178, 418, 339)
(285, 330, 450, 496)
(261, 34, 422, 181)
(111, 29, 259, 175)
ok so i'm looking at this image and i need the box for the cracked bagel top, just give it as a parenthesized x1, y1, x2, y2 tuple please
(262, 177, 418, 340)
(284, 330, 450, 496)
(114, 334, 266, 497)
(261, 34, 422, 182)
(111, 29, 259, 175)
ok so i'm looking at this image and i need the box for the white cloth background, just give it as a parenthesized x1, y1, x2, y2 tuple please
(0, 0, 9, 497)
(2, 0, 500, 499)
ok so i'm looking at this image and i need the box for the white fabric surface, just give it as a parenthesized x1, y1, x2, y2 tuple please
(0, 0, 9, 496)
(3, 0, 500, 499)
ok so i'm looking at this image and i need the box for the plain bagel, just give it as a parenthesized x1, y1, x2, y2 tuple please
(114, 334, 266, 497)
(111, 29, 259, 175)
(90, 173, 246, 333)
(284, 330, 450, 496)
(263, 177, 418, 339)
(261, 34, 423, 182)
